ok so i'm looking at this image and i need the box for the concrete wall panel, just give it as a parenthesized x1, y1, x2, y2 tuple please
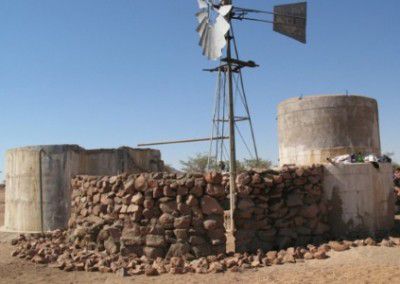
(323, 163, 394, 238)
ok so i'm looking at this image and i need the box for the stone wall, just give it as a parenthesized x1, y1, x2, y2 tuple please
(68, 166, 328, 259)
(234, 166, 329, 252)
(70, 172, 227, 259)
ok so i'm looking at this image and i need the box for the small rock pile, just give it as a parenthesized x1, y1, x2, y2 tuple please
(234, 165, 329, 252)
(11, 232, 400, 276)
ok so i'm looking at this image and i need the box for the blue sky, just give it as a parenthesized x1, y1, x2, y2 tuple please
(1, 0, 399, 179)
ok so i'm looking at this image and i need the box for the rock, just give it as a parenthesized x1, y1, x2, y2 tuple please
(328, 241, 349, 252)
(146, 235, 166, 248)
(144, 198, 154, 209)
(131, 192, 144, 205)
(166, 243, 192, 259)
(208, 261, 224, 273)
(159, 213, 175, 228)
(116, 267, 127, 277)
(174, 215, 191, 229)
(190, 185, 204, 197)
(237, 185, 252, 196)
(313, 251, 328, 259)
(286, 193, 303, 207)
(282, 254, 296, 264)
(206, 184, 225, 197)
(237, 198, 255, 210)
(301, 204, 319, 219)
(145, 266, 159, 276)
(143, 247, 165, 259)
(204, 172, 222, 185)
(186, 195, 198, 207)
(163, 186, 176, 197)
(203, 219, 219, 231)
(389, 237, 400, 246)
(266, 251, 277, 261)
(380, 239, 393, 247)
(124, 178, 135, 192)
(134, 175, 147, 191)
(159, 201, 177, 214)
(192, 244, 212, 258)
(189, 235, 207, 245)
(104, 237, 119, 254)
(173, 229, 188, 241)
(303, 252, 314, 260)
(313, 222, 330, 235)
(170, 256, 185, 268)
(177, 202, 191, 215)
(365, 237, 377, 246)
(201, 196, 224, 215)
(127, 204, 141, 213)
(236, 172, 251, 186)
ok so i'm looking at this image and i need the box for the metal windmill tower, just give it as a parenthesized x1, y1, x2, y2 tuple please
(139, 0, 307, 237)
(195, 0, 307, 233)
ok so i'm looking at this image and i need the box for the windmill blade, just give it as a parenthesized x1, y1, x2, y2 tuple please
(195, 1, 231, 61)
(196, 10, 208, 24)
(197, 0, 208, 9)
(273, 2, 307, 44)
(218, 4, 232, 17)
(196, 17, 208, 35)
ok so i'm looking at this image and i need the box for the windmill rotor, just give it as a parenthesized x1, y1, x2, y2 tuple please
(196, 0, 232, 60)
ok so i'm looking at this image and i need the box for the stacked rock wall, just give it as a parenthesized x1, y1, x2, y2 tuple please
(70, 172, 227, 259)
(69, 166, 328, 259)
(234, 166, 329, 252)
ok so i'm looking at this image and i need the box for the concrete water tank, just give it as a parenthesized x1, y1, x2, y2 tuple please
(277, 95, 381, 166)
(3, 145, 164, 232)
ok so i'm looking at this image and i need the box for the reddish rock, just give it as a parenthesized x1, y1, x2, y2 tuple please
(328, 241, 349, 252)
(206, 184, 225, 197)
(204, 172, 222, 185)
(145, 266, 159, 276)
(201, 196, 224, 215)
(174, 215, 191, 229)
(236, 172, 251, 186)
(134, 175, 147, 191)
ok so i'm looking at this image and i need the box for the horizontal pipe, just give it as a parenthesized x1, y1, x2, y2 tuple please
(138, 136, 229, 147)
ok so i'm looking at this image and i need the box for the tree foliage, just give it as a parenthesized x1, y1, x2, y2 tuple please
(180, 153, 272, 173)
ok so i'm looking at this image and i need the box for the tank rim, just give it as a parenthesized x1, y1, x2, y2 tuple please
(278, 94, 377, 107)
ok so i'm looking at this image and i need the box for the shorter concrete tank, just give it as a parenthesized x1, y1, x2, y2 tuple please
(277, 95, 381, 166)
(3, 145, 164, 232)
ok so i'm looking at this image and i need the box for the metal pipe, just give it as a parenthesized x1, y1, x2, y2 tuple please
(137, 136, 229, 147)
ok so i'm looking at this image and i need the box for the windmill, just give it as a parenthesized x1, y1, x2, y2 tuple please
(195, 0, 307, 235)
(139, 0, 307, 241)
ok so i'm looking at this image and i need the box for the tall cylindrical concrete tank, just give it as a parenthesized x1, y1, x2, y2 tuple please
(277, 95, 381, 166)
(4, 145, 84, 232)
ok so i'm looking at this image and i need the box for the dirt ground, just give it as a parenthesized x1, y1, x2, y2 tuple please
(1, 187, 400, 284)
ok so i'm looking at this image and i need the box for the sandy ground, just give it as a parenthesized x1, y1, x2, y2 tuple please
(1, 188, 400, 283)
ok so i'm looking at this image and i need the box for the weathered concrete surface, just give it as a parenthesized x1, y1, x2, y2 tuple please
(278, 95, 381, 166)
(83, 147, 163, 175)
(323, 163, 395, 238)
(2, 145, 164, 233)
